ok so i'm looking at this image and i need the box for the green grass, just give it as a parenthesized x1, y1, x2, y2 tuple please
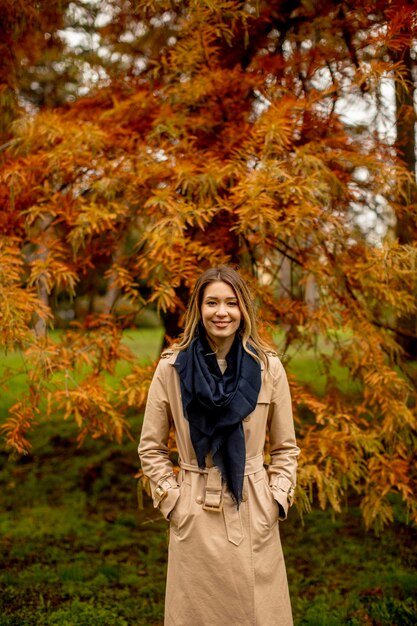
(121, 327, 165, 360)
(1, 328, 416, 624)
(0, 349, 30, 414)
(0, 418, 168, 626)
(283, 507, 417, 625)
(273, 328, 362, 397)
(1, 419, 416, 625)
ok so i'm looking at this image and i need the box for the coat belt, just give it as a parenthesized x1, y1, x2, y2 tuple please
(179, 454, 265, 546)
(180, 453, 265, 478)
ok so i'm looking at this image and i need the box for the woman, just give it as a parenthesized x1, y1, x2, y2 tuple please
(138, 266, 300, 626)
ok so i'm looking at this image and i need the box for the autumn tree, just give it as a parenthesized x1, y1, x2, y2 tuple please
(1, 0, 417, 530)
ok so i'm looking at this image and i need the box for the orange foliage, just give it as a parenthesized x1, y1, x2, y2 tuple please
(0, 0, 417, 530)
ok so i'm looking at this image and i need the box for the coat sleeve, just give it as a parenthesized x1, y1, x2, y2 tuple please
(267, 356, 300, 521)
(138, 357, 180, 520)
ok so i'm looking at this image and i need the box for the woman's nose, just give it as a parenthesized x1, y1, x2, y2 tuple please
(216, 303, 227, 316)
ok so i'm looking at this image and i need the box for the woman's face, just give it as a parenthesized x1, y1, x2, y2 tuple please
(200, 281, 242, 349)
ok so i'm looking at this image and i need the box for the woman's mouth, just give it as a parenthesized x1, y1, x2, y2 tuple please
(213, 321, 229, 328)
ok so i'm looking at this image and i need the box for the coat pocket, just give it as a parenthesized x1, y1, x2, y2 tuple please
(169, 476, 192, 536)
(253, 469, 279, 529)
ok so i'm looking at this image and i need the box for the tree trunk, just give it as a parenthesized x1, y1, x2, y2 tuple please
(395, 43, 417, 359)
(29, 215, 54, 339)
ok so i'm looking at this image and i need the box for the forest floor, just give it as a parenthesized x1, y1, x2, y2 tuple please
(1, 413, 416, 626)
(1, 329, 417, 625)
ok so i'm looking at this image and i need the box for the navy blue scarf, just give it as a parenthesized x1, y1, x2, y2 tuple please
(174, 332, 261, 506)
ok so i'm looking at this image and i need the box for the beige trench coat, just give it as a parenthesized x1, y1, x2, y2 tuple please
(138, 350, 300, 626)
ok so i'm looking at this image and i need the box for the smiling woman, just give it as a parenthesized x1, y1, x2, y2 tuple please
(138, 266, 300, 626)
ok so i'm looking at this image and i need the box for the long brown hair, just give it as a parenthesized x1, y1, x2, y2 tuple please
(173, 266, 273, 366)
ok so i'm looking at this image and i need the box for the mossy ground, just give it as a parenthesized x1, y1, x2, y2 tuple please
(1, 329, 416, 625)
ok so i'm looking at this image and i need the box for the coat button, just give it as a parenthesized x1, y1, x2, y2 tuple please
(196, 496, 203, 505)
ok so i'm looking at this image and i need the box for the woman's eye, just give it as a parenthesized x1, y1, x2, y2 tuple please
(204, 300, 238, 307)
